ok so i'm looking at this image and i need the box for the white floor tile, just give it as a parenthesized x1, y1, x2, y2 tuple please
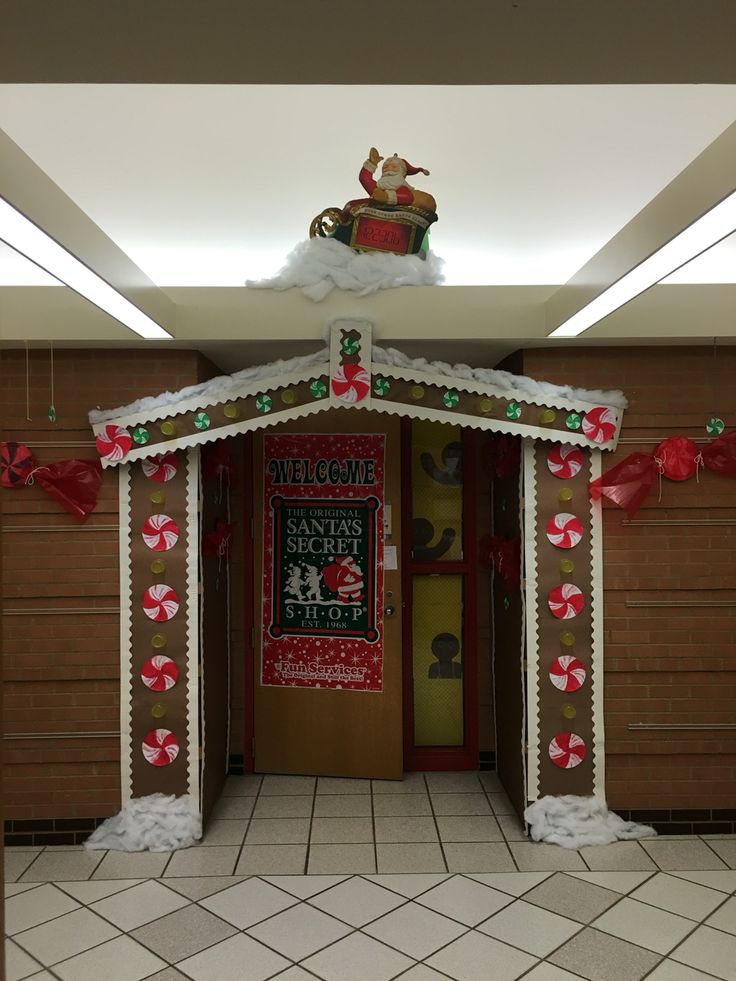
(260, 774, 316, 796)
(92, 851, 170, 880)
(308, 875, 405, 926)
(363, 901, 467, 959)
(301, 931, 415, 981)
(372, 794, 432, 817)
(313, 795, 372, 817)
(416, 875, 513, 926)
(394, 966, 452, 980)
(487, 793, 516, 815)
(176, 933, 290, 981)
(52, 935, 167, 981)
(245, 818, 310, 844)
(464, 871, 553, 896)
(509, 843, 586, 872)
(645, 960, 728, 980)
(522, 965, 592, 980)
(430, 794, 492, 816)
(200, 876, 298, 929)
(372, 773, 427, 794)
(317, 776, 372, 795)
(90, 879, 190, 930)
(237, 844, 308, 874)
(374, 816, 438, 843)
(308, 843, 376, 874)
(247, 903, 352, 960)
(376, 843, 446, 873)
(705, 895, 736, 934)
(670, 870, 736, 893)
(5, 882, 42, 897)
(642, 839, 728, 871)
(311, 817, 375, 843)
(706, 839, 736, 869)
(13, 907, 120, 966)
(4, 853, 42, 883)
(578, 841, 657, 871)
(163, 845, 239, 877)
(272, 968, 322, 981)
(671, 924, 736, 980)
(564, 871, 655, 894)
(425, 772, 485, 794)
(629, 871, 727, 920)
(444, 842, 515, 872)
(197, 818, 248, 845)
(252, 795, 313, 818)
(592, 897, 695, 954)
(161, 875, 248, 901)
(479, 898, 582, 956)
(363, 873, 450, 898)
(211, 795, 256, 819)
(427, 929, 538, 981)
(436, 815, 503, 842)
(5, 938, 44, 981)
(221, 775, 262, 796)
(261, 874, 349, 899)
(19, 851, 103, 882)
(6, 883, 80, 935)
(54, 878, 144, 903)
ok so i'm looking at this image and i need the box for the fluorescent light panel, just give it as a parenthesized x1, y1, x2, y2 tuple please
(549, 188, 736, 337)
(0, 197, 172, 339)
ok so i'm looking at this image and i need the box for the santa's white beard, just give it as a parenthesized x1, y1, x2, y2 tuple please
(376, 171, 406, 190)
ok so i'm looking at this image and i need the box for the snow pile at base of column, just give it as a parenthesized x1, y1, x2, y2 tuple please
(85, 794, 201, 852)
(524, 795, 657, 849)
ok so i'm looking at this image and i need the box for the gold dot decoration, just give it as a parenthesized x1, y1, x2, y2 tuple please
(151, 703, 167, 719)
(558, 487, 573, 503)
(476, 398, 493, 414)
(150, 490, 165, 505)
(150, 558, 166, 575)
(539, 409, 556, 426)
(223, 403, 240, 419)
(280, 389, 296, 405)
(559, 558, 575, 575)
(151, 633, 167, 649)
(160, 420, 177, 437)
(410, 385, 425, 400)
(561, 703, 577, 720)
(560, 631, 575, 647)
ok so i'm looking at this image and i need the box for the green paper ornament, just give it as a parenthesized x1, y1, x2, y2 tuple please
(373, 377, 390, 397)
(506, 401, 522, 420)
(503, 596, 511, 611)
(566, 412, 582, 431)
(255, 394, 272, 413)
(194, 412, 211, 431)
(443, 388, 460, 409)
(310, 379, 327, 399)
(47, 405, 57, 423)
(132, 425, 149, 445)
(341, 337, 360, 356)
(706, 417, 725, 436)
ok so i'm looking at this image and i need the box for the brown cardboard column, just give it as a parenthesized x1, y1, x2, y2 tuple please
(534, 442, 596, 796)
(127, 452, 193, 797)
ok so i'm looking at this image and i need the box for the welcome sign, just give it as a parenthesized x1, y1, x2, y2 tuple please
(262, 433, 385, 690)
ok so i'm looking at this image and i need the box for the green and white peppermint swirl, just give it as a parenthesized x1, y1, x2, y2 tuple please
(194, 412, 211, 431)
(256, 394, 272, 413)
(706, 417, 725, 436)
(310, 379, 327, 399)
(506, 401, 522, 420)
(132, 425, 149, 445)
(565, 412, 582, 431)
(373, 377, 390, 397)
(341, 337, 360, 355)
(443, 389, 460, 409)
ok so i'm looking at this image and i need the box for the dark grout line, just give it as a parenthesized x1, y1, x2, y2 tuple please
(424, 773, 449, 874)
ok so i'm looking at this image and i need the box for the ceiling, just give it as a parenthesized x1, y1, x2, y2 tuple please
(1, 3, 735, 374)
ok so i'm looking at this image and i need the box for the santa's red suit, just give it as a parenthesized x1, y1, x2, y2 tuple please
(360, 160, 415, 207)
(321, 557, 365, 603)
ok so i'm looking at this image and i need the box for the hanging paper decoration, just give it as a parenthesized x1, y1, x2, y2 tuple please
(548, 583, 584, 619)
(310, 379, 327, 399)
(486, 433, 521, 479)
(373, 377, 390, 397)
(582, 407, 617, 444)
(2, 443, 103, 520)
(142, 452, 179, 483)
(141, 655, 179, 692)
(194, 412, 211, 430)
(142, 584, 180, 622)
(549, 655, 586, 692)
(546, 513, 583, 549)
(96, 424, 132, 463)
(706, 417, 725, 436)
(702, 431, 736, 478)
(255, 394, 273, 413)
(547, 444, 583, 479)
(331, 363, 371, 404)
(132, 426, 149, 445)
(202, 441, 232, 482)
(549, 732, 586, 769)
(1, 441, 35, 487)
(655, 436, 701, 481)
(202, 520, 234, 557)
(142, 728, 180, 766)
(588, 452, 657, 518)
(442, 389, 460, 408)
(505, 401, 522, 420)
(565, 412, 582, 431)
(142, 514, 180, 551)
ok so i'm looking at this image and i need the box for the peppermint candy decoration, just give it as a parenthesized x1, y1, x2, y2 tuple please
(142, 514, 179, 551)
(255, 394, 272, 413)
(141, 655, 179, 692)
(443, 389, 460, 409)
(341, 336, 360, 355)
(582, 407, 617, 444)
(549, 655, 586, 692)
(331, 364, 370, 404)
(549, 732, 586, 769)
(547, 444, 583, 479)
(142, 583, 180, 622)
(132, 426, 149, 445)
(310, 379, 327, 399)
(546, 513, 583, 550)
(706, 417, 725, 436)
(96, 425, 132, 463)
(142, 728, 180, 766)
(194, 412, 211, 430)
(506, 401, 522, 420)
(565, 413, 582, 431)
(142, 452, 179, 483)
(373, 377, 390, 397)
(548, 583, 584, 620)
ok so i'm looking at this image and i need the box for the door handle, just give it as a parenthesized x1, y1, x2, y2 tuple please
(384, 604, 396, 617)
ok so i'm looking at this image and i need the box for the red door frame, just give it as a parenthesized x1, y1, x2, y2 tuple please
(401, 418, 479, 771)
(242, 432, 256, 773)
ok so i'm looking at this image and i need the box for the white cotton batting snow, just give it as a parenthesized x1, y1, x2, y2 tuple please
(524, 795, 657, 850)
(246, 237, 445, 301)
(84, 794, 201, 852)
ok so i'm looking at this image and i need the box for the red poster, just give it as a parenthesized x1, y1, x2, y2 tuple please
(262, 433, 385, 691)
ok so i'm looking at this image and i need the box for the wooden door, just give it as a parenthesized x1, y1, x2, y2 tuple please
(253, 410, 403, 779)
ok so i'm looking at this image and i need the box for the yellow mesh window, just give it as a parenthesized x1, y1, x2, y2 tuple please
(412, 575, 464, 746)
(411, 420, 463, 562)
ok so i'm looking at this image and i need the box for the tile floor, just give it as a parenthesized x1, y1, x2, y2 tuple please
(5, 772, 736, 981)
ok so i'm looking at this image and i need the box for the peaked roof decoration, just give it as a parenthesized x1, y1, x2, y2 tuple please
(89, 323, 626, 468)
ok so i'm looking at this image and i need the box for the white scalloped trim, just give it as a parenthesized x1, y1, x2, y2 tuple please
(118, 464, 133, 803)
(185, 448, 201, 809)
(589, 449, 606, 799)
(523, 439, 540, 802)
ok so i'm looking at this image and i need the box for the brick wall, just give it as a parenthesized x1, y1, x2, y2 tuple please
(1, 348, 218, 827)
(522, 346, 736, 810)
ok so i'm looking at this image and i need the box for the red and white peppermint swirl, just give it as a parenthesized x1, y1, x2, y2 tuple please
(549, 655, 586, 692)
(142, 514, 179, 551)
(141, 655, 179, 692)
(547, 444, 583, 479)
(582, 407, 617, 444)
(546, 513, 583, 549)
(96, 425, 132, 463)
(142, 583, 180, 622)
(142, 728, 180, 766)
(548, 583, 584, 620)
(331, 364, 371, 404)
(142, 452, 179, 483)
(549, 732, 586, 769)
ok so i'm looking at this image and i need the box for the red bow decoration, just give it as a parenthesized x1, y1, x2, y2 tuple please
(589, 432, 736, 519)
(486, 433, 521, 480)
(479, 534, 521, 593)
(0, 441, 102, 520)
(202, 520, 234, 557)
(202, 441, 232, 482)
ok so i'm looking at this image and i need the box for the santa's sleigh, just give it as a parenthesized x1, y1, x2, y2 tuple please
(310, 198, 438, 258)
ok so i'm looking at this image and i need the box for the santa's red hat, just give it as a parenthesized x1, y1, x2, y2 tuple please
(402, 158, 430, 176)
